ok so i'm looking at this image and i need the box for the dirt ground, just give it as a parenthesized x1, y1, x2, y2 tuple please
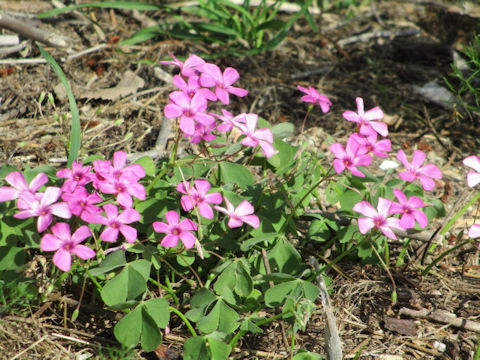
(1, 0, 480, 359)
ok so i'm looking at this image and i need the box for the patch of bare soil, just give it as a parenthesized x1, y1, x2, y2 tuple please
(1, 1, 480, 359)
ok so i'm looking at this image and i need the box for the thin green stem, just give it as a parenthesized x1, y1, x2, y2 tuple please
(169, 306, 197, 337)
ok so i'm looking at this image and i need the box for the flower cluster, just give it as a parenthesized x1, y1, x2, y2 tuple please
(0, 151, 146, 272)
(162, 53, 277, 158)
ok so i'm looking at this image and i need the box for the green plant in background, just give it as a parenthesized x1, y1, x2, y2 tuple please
(445, 35, 480, 121)
(39, 0, 317, 57)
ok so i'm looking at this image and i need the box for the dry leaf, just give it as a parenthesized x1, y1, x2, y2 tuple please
(383, 315, 417, 336)
(81, 70, 145, 100)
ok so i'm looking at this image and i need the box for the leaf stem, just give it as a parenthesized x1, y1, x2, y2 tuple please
(168, 306, 197, 337)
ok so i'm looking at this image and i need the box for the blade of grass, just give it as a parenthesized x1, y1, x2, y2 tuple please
(38, 1, 161, 19)
(38, 45, 81, 167)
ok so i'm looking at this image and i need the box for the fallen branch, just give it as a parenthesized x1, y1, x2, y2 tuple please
(399, 307, 480, 333)
(0, 11, 66, 47)
(338, 28, 420, 47)
(309, 256, 343, 360)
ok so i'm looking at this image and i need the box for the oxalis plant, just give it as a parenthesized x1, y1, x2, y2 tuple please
(1, 52, 480, 359)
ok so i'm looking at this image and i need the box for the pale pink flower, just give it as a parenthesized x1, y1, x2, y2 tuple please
(189, 122, 216, 144)
(234, 113, 277, 158)
(164, 91, 215, 136)
(199, 64, 248, 105)
(390, 188, 429, 229)
(14, 187, 71, 233)
(0, 171, 48, 202)
(353, 198, 404, 240)
(350, 133, 391, 158)
(40, 223, 95, 272)
(330, 135, 372, 177)
(82, 204, 140, 243)
(297, 85, 331, 113)
(214, 198, 259, 228)
(153, 210, 197, 249)
(177, 179, 222, 219)
(56, 161, 93, 193)
(96, 177, 146, 208)
(214, 109, 237, 133)
(160, 52, 205, 77)
(397, 150, 442, 191)
(342, 97, 387, 137)
(463, 155, 480, 188)
(468, 224, 480, 238)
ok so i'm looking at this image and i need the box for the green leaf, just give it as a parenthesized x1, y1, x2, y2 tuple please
(186, 288, 218, 322)
(240, 319, 263, 334)
(219, 162, 253, 188)
(271, 122, 294, 138)
(38, 46, 80, 167)
(183, 336, 210, 360)
(101, 264, 148, 306)
(197, 300, 239, 334)
(135, 156, 155, 177)
(265, 279, 319, 307)
(38, 1, 161, 18)
(257, 19, 287, 31)
(214, 260, 253, 298)
(339, 189, 364, 213)
(267, 238, 303, 275)
(144, 298, 170, 329)
(141, 308, 162, 351)
(90, 251, 126, 276)
(292, 350, 323, 359)
(207, 336, 231, 360)
(114, 305, 142, 349)
(267, 138, 296, 170)
(130, 259, 152, 281)
(0, 246, 26, 270)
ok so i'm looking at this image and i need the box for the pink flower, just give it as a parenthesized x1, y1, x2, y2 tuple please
(353, 198, 404, 240)
(297, 85, 331, 113)
(389, 188, 429, 229)
(164, 91, 215, 136)
(82, 204, 140, 243)
(350, 133, 391, 158)
(61, 187, 102, 217)
(56, 161, 93, 193)
(329, 135, 372, 177)
(160, 52, 205, 77)
(14, 187, 72, 233)
(463, 155, 480, 188)
(153, 210, 197, 249)
(214, 198, 259, 228)
(342, 97, 387, 137)
(109, 151, 146, 181)
(40, 223, 95, 272)
(468, 224, 480, 238)
(234, 113, 277, 158)
(0, 171, 48, 202)
(173, 75, 216, 101)
(189, 122, 216, 144)
(177, 179, 222, 219)
(96, 177, 146, 208)
(199, 64, 248, 105)
(397, 150, 442, 191)
(214, 109, 236, 133)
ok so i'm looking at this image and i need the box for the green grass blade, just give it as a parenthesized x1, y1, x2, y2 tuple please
(38, 1, 161, 18)
(38, 45, 81, 167)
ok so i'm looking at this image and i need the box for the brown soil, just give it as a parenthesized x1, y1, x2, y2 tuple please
(1, 0, 480, 359)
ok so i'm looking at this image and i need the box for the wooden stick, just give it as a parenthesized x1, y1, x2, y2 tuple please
(399, 307, 480, 333)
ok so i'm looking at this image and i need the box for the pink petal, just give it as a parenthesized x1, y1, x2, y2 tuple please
(411, 150, 426, 169)
(369, 121, 388, 137)
(227, 86, 248, 98)
(113, 151, 127, 170)
(197, 202, 214, 219)
(393, 189, 407, 204)
(205, 192, 222, 205)
(355, 97, 365, 115)
(242, 214, 259, 228)
(100, 227, 119, 242)
(71, 245, 96, 260)
(222, 67, 240, 85)
(179, 218, 197, 231)
(467, 172, 480, 187)
(153, 221, 169, 233)
(41, 234, 62, 251)
(37, 214, 53, 233)
(468, 224, 480, 238)
(50, 202, 72, 219)
(164, 210, 180, 225)
(357, 217, 375, 234)
(216, 88, 230, 105)
(418, 164, 442, 179)
(180, 196, 196, 212)
(399, 213, 416, 229)
(72, 225, 92, 244)
(235, 200, 254, 216)
(227, 217, 244, 228)
(0, 187, 19, 201)
(342, 110, 360, 123)
(164, 104, 183, 118)
(51, 222, 71, 240)
(53, 248, 72, 272)
(353, 201, 377, 218)
(179, 231, 196, 249)
(119, 224, 137, 243)
(396, 150, 409, 167)
(463, 155, 480, 173)
(30, 173, 49, 191)
(377, 198, 392, 217)
(413, 210, 428, 228)
(364, 106, 384, 121)
(419, 175, 436, 191)
(330, 143, 346, 158)
(41, 187, 62, 206)
(194, 179, 211, 195)
(161, 234, 179, 247)
(333, 159, 346, 174)
(5, 171, 28, 190)
(118, 208, 140, 224)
